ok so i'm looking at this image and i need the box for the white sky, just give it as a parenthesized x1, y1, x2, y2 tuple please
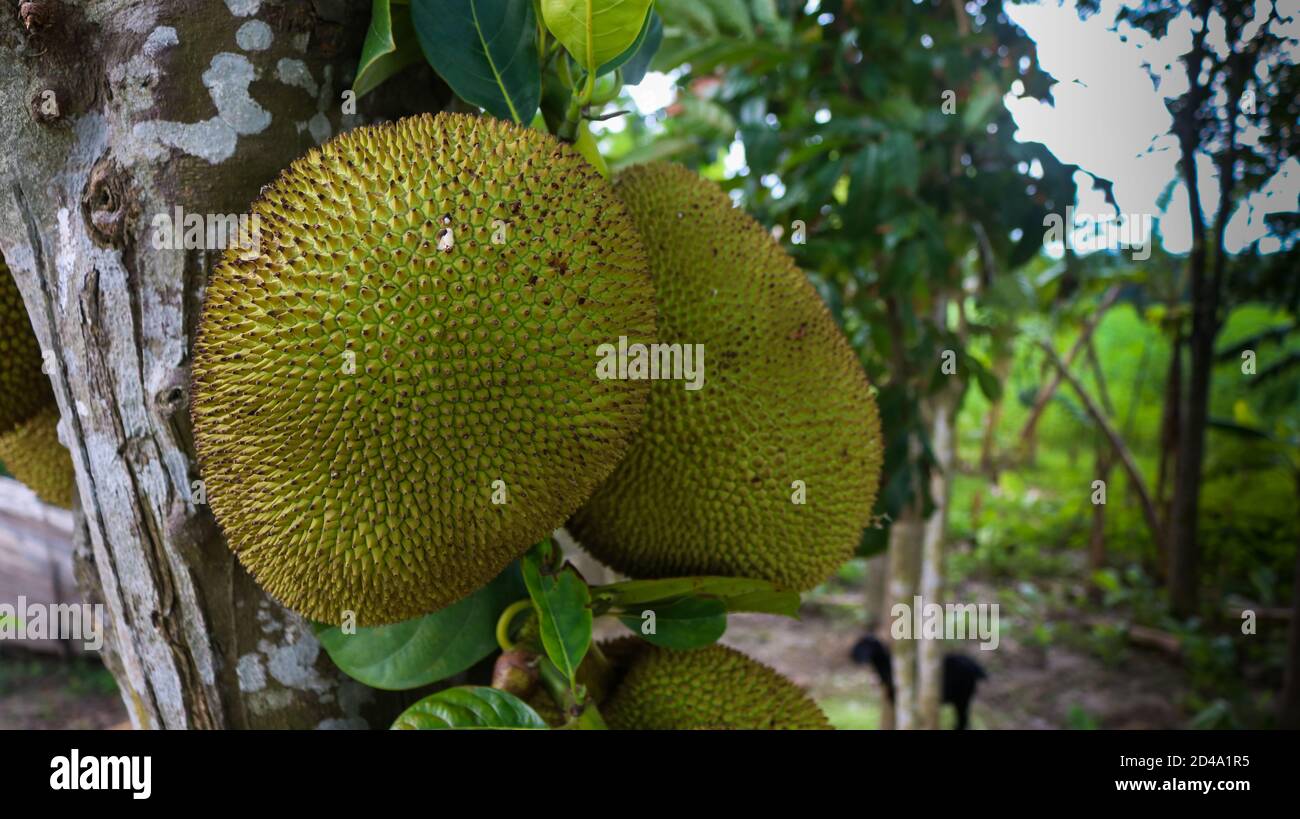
(617, 0, 1298, 258)
(1005, 0, 1298, 256)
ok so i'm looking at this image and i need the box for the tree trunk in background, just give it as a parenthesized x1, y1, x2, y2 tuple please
(1167, 5, 1231, 620)
(0, 0, 442, 728)
(1154, 332, 1181, 582)
(917, 390, 958, 729)
(883, 502, 923, 730)
(863, 552, 886, 633)
(1168, 232, 1215, 618)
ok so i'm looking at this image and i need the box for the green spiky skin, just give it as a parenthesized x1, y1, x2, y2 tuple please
(569, 162, 883, 591)
(601, 639, 831, 730)
(0, 406, 74, 508)
(191, 113, 656, 626)
(0, 262, 56, 433)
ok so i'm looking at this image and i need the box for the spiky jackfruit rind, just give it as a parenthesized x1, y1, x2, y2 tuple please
(0, 406, 74, 508)
(0, 262, 55, 433)
(191, 112, 656, 626)
(569, 162, 883, 591)
(601, 639, 831, 730)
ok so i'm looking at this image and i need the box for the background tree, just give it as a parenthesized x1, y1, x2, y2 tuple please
(1071, 0, 1300, 616)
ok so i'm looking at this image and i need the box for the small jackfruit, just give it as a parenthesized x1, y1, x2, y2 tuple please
(0, 406, 74, 508)
(191, 113, 656, 626)
(569, 162, 882, 591)
(601, 640, 831, 730)
(0, 261, 55, 433)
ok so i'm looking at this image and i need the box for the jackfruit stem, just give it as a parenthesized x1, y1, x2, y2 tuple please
(495, 598, 536, 651)
(538, 656, 608, 730)
(556, 73, 595, 143)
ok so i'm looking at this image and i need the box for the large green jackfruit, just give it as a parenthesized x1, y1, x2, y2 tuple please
(0, 261, 55, 433)
(601, 639, 830, 730)
(0, 406, 74, 508)
(569, 162, 883, 591)
(191, 113, 656, 626)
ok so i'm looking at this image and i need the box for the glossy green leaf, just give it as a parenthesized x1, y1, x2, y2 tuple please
(411, 0, 540, 122)
(618, 596, 727, 649)
(353, 0, 422, 99)
(541, 0, 654, 75)
(521, 544, 592, 689)
(317, 564, 525, 690)
(391, 686, 548, 729)
(596, 9, 662, 84)
(595, 576, 801, 617)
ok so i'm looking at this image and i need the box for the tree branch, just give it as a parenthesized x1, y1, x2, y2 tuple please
(1038, 340, 1163, 546)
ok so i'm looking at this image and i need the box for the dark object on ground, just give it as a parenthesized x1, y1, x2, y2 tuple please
(851, 635, 988, 729)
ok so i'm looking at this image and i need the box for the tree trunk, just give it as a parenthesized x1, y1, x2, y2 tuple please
(883, 501, 922, 730)
(0, 0, 442, 728)
(1167, 5, 1220, 619)
(863, 552, 887, 634)
(917, 389, 957, 730)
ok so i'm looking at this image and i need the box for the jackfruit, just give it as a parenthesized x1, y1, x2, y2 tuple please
(601, 639, 831, 730)
(0, 406, 74, 508)
(191, 113, 656, 626)
(0, 261, 55, 433)
(569, 162, 882, 591)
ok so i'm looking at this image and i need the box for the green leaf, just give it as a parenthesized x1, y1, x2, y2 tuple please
(574, 120, 609, 176)
(541, 0, 654, 75)
(411, 0, 540, 122)
(595, 576, 800, 618)
(353, 0, 422, 99)
(391, 686, 548, 729)
(317, 564, 525, 690)
(721, 589, 801, 618)
(618, 596, 727, 649)
(596, 10, 662, 84)
(521, 544, 592, 690)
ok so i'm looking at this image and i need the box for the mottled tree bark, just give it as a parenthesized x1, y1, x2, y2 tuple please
(0, 0, 443, 728)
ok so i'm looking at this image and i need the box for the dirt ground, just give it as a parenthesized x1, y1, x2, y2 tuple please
(722, 582, 1192, 730)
